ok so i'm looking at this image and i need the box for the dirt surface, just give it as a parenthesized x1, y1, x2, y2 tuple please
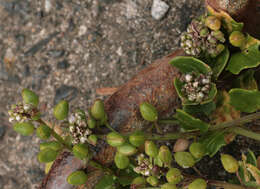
(0, 0, 205, 188)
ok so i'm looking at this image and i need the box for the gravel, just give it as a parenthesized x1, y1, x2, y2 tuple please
(151, 0, 170, 20)
(0, 0, 204, 188)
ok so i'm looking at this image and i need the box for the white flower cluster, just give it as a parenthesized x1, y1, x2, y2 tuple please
(69, 111, 92, 144)
(8, 103, 35, 123)
(180, 72, 212, 103)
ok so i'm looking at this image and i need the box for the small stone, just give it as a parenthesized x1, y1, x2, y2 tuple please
(45, 0, 52, 12)
(47, 50, 65, 58)
(151, 0, 169, 20)
(57, 60, 70, 69)
(54, 85, 78, 105)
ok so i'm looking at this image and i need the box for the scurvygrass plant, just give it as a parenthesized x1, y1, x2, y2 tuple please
(8, 7, 260, 189)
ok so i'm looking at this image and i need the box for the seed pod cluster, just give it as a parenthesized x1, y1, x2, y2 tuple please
(180, 71, 212, 103)
(180, 15, 225, 58)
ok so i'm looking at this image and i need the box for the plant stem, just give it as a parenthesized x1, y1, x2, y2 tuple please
(146, 132, 195, 140)
(37, 119, 72, 151)
(231, 127, 260, 141)
(105, 122, 118, 133)
(88, 160, 114, 175)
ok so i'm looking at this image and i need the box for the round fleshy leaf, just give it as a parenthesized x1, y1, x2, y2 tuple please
(40, 141, 63, 151)
(117, 143, 137, 156)
(114, 152, 129, 169)
(90, 99, 106, 121)
(129, 131, 146, 147)
(38, 148, 59, 163)
(189, 142, 206, 159)
(53, 100, 69, 120)
(67, 171, 88, 186)
(166, 168, 183, 185)
(107, 132, 125, 147)
(72, 144, 89, 160)
(36, 124, 51, 140)
(188, 178, 207, 189)
(139, 102, 158, 122)
(221, 154, 239, 173)
(145, 141, 158, 158)
(14, 122, 35, 136)
(22, 89, 39, 107)
(174, 152, 195, 168)
(146, 176, 158, 187)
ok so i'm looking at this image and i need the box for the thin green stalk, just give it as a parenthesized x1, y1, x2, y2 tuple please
(105, 122, 118, 133)
(231, 127, 260, 141)
(146, 132, 195, 140)
(38, 119, 72, 151)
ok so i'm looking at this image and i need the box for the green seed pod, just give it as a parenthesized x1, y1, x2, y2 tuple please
(188, 178, 207, 189)
(117, 143, 137, 156)
(212, 30, 225, 42)
(90, 99, 106, 120)
(174, 152, 195, 168)
(166, 168, 183, 184)
(131, 177, 146, 188)
(45, 161, 54, 174)
(88, 134, 98, 146)
(158, 145, 173, 165)
(53, 100, 69, 120)
(205, 16, 221, 31)
(22, 89, 39, 107)
(14, 122, 35, 136)
(221, 154, 239, 173)
(229, 31, 246, 47)
(38, 148, 59, 163)
(145, 140, 159, 158)
(87, 117, 96, 129)
(73, 144, 89, 160)
(40, 141, 63, 151)
(161, 183, 177, 189)
(199, 28, 209, 37)
(36, 124, 51, 140)
(146, 176, 159, 186)
(216, 44, 225, 54)
(106, 132, 125, 147)
(140, 102, 158, 122)
(189, 142, 206, 159)
(114, 152, 129, 169)
(129, 131, 146, 147)
(67, 170, 88, 186)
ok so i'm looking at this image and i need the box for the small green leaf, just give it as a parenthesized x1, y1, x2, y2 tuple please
(67, 170, 88, 186)
(36, 124, 51, 140)
(91, 99, 106, 121)
(117, 168, 139, 187)
(40, 141, 63, 151)
(170, 56, 211, 75)
(189, 142, 206, 159)
(117, 143, 137, 156)
(221, 154, 239, 173)
(14, 122, 35, 136)
(94, 175, 115, 189)
(22, 89, 39, 107)
(233, 70, 258, 90)
(183, 101, 216, 117)
(38, 148, 59, 163)
(53, 100, 69, 120)
(174, 152, 195, 168)
(226, 43, 260, 74)
(161, 183, 177, 189)
(129, 131, 146, 147)
(229, 88, 260, 113)
(131, 177, 146, 188)
(247, 149, 257, 166)
(106, 132, 125, 147)
(114, 152, 130, 169)
(166, 168, 183, 184)
(174, 109, 209, 133)
(145, 140, 159, 158)
(188, 178, 207, 189)
(199, 131, 226, 157)
(139, 102, 158, 122)
(72, 144, 89, 160)
(158, 145, 173, 166)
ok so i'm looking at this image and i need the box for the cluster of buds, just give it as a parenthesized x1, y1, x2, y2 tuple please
(68, 110, 92, 145)
(134, 154, 162, 177)
(8, 102, 38, 123)
(180, 15, 226, 58)
(180, 72, 212, 103)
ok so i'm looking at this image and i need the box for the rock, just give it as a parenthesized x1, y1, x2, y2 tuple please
(38, 65, 51, 78)
(47, 50, 65, 58)
(45, 0, 52, 13)
(0, 125, 6, 140)
(23, 65, 31, 77)
(54, 85, 78, 105)
(57, 60, 70, 69)
(151, 0, 169, 20)
(27, 166, 45, 183)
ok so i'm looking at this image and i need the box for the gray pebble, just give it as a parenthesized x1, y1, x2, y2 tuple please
(54, 85, 78, 105)
(151, 0, 169, 20)
(57, 60, 70, 69)
(0, 125, 6, 140)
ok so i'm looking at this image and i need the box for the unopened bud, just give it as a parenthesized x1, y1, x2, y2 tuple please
(205, 16, 221, 31)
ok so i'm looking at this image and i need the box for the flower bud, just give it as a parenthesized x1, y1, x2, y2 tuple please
(38, 148, 59, 163)
(199, 28, 209, 37)
(88, 134, 98, 146)
(146, 176, 159, 186)
(205, 16, 221, 31)
(145, 141, 159, 158)
(173, 138, 189, 152)
(129, 131, 146, 147)
(106, 132, 125, 147)
(221, 154, 239, 173)
(158, 145, 173, 165)
(188, 178, 207, 189)
(189, 142, 205, 159)
(212, 30, 225, 42)
(22, 89, 39, 107)
(45, 161, 54, 174)
(73, 144, 89, 160)
(36, 124, 51, 140)
(117, 143, 137, 156)
(114, 152, 129, 169)
(67, 170, 88, 186)
(160, 183, 177, 189)
(140, 102, 158, 122)
(131, 177, 146, 188)
(90, 99, 106, 120)
(166, 168, 183, 184)
(40, 141, 63, 151)
(13, 122, 34, 136)
(53, 100, 69, 120)
(174, 152, 195, 168)
(87, 117, 96, 129)
(229, 31, 246, 47)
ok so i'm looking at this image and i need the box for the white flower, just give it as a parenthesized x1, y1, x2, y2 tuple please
(80, 136, 87, 143)
(9, 117, 14, 123)
(23, 104, 31, 111)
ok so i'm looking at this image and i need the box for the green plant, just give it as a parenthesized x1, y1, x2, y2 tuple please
(7, 7, 260, 189)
